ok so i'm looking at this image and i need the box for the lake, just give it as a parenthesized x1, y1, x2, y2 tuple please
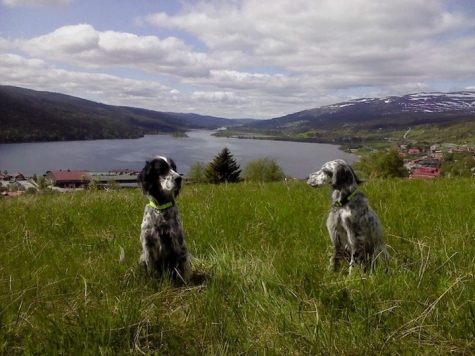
(0, 130, 358, 178)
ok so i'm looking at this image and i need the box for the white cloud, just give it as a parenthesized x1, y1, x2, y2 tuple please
(192, 91, 248, 104)
(139, 0, 475, 94)
(1, 0, 71, 7)
(0, 52, 169, 105)
(10, 24, 220, 77)
(1, 0, 475, 119)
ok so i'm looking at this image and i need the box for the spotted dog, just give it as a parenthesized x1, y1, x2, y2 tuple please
(307, 159, 389, 273)
(138, 156, 191, 282)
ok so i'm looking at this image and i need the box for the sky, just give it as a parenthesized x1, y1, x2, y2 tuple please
(1, 0, 475, 120)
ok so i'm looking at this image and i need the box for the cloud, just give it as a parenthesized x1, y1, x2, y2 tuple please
(0, 52, 170, 105)
(10, 24, 218, 77)
(192, 91, 248, 104)
(1, 0, 475, 119)
(1, 0, 71, 7)
(142, 0, 475, 84)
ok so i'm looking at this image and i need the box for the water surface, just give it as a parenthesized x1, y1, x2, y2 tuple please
(0, 130, 358, 178)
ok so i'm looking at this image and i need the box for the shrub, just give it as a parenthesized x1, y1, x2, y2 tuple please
(242, 157, 286, 182)
(26, 187, 37, 195)
(187, 161, 208, 184)
(440, 152, 475, 177)
(37, 175, 48, 190)
(354, 149, 408, 179)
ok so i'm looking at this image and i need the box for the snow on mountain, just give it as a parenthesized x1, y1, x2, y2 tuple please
(331, 91, 475, 114)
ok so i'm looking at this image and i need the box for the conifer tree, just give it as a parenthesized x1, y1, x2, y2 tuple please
(205, 147, 241, 184)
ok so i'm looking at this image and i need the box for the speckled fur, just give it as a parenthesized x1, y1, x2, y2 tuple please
(307, 159, 389, 273)
(138, 156, 191, 282)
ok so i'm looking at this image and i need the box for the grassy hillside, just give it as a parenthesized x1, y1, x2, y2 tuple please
(1, 180, 475, 354)
(219, 113, 475, 148)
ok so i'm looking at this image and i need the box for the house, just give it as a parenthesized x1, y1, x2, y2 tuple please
(13, 172, 25, 180)
(410, 167, 441, 179)
(430, 144, 441, 152)
(414, 158, 440, 168)
(408, 148, 421, 155)
(46, 170, 90, 188)
(87, 170, 140, 188)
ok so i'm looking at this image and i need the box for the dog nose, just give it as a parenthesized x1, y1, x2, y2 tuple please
(175, 175, 182, 184)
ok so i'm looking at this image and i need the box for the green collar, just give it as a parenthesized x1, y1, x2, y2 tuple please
(149, 200, 174, 211)
(333, 188, 359, 208)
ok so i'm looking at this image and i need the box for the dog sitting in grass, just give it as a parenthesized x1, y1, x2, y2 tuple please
(307, 159, 389, 274)
(137, 156, 191, 283)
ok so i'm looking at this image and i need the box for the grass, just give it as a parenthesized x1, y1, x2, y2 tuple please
(1, 179, 475, 355)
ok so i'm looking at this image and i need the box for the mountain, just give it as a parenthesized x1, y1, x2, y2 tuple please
(240, 91, 475, 145)
(250, 91, 475, 128)
(0, 86, 253, 143)
(3, 85, 475, 145)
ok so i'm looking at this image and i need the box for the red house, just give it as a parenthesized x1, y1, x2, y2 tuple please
(45, 170, 90, 188)
(410, 167, 441, 179)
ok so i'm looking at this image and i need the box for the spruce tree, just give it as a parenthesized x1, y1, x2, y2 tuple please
(205, 147, 241, 183)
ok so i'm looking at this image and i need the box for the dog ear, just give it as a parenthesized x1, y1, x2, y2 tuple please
(348, 165, 364, 185)
(169, 158, 177, 172)
(137, 161, 149, 191)
(333, 164, 355, 187)
(138, 160, 158, 188)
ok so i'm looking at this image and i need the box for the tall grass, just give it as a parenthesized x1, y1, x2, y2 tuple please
(1, 179, 474, 355)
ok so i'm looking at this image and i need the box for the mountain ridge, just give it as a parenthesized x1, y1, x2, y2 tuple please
(0, 85, 252, 143)
(2, 85, 475, 145)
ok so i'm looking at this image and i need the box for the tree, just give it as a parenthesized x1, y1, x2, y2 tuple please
(36, 176, 48, 190)
(205, 147, 241, 184)
(353, 150, 408, 179)
(242, 157, 286, 182)
(88, 180, 100, 191)
(187, 161, 208, 184)
(440, 152, 475, 177)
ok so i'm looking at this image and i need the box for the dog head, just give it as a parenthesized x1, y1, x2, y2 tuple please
(307, 159, 361, 189)
(138, 156, 182, 200)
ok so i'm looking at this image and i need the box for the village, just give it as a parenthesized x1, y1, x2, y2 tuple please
(395, 142, 475, 178)
(0, 169, 140, 198)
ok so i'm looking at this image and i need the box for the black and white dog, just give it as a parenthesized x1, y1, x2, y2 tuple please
(138, 156, 191, 282)
(307, 159, 389, 273)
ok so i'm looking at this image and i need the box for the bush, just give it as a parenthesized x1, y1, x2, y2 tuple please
(440, 152, 475, 177)
(37, 176, 48, 190)
(187, 161, 208, 184)
(26, 187, 37, 195)
(242, 157, 286, 182)
(353, 149, 408, 179)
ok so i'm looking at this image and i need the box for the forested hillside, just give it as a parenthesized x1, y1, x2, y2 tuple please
(0, 86, 249, 143)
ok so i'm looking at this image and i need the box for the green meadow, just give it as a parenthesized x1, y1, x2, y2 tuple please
(1, 179, 475, 355)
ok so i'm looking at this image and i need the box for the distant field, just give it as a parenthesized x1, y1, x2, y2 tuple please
(1, 180, 474, 355)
